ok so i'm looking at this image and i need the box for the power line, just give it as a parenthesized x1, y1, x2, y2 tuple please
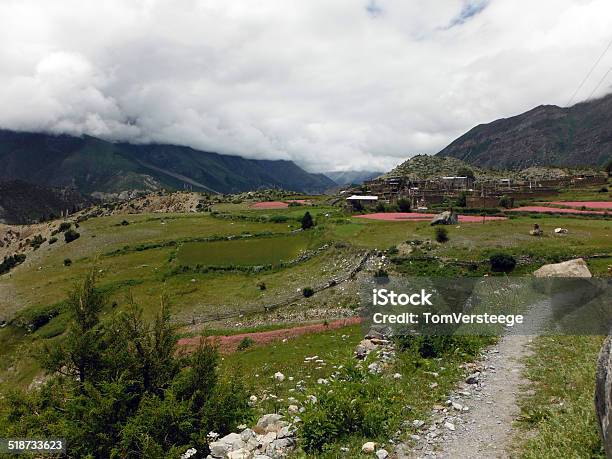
(566, 36, 612, 107)
(586, 63, 612, 101)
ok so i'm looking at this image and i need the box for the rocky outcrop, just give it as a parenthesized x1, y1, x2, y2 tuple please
(533, 258, 592, 278)
(206, 414, 296, 459)
(430, 211, 458, 226)
(596, 335, 612, 458)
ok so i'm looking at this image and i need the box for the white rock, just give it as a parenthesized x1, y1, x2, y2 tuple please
(227, 448, 250, 459)
(412, 419, 425, 428)
(451, 401, 463, 411)
(376, 448, 389, 459)
(256, 414, 283, 431)
(393, 373, 402, 379)
(249, 395, 258, 403)
(444, 421, 456, 431)
(533, 258, 591, 278)
(361, 441, 376, 453)
(274, 372, 285, 382)
(288, 405, 299, 415)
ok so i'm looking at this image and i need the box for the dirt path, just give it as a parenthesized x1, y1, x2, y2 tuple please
(396, 334, 533, 458)
(177, 317, 361, 353)
(397, 300, 552, 459)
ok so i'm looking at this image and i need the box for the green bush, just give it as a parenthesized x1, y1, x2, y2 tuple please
(299, 363, 394, 453)
(257, 281, 267, 291)
(63, 258, 72, 266)
(48, 236, 58, 245)
(269, 215, 289, 223)
(489, 253, 517, 273)
(0, 253, 26, 275)
(375, 202, 386, 212)
(29, 234, 46, 250)
(2, 271, 251, 458)
(434, 226, 449, 243)
(64, 229, 80, 243)
(58, 222, 71, 232)
(599, 186, 608, 193)
(397, 198, 411, 212)
(499, 195, 513, 208)
(237, 337, 254, 351)
(301, 211, 314, 230)
(456, 192, 468, 208)
(303, 287, 315, 297)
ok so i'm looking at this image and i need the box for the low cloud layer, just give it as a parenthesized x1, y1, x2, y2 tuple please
(1, 0, 612, 171)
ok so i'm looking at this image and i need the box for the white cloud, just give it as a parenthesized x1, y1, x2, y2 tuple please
(0, 0, 611, 172)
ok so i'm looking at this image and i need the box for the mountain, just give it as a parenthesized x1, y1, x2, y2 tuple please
(0, 180, 92, 225)
(324, 170, 383, 186)
(437, 93, 612, 170)
(0, 130, 335, 195)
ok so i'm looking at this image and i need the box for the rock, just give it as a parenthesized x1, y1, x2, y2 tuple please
(554, 227, 568, 234)
(530, 223, 544, 236)
(288, 404, 299, 415)
(444, 421, 455, 431)
(533, 258, 592, 278)
(249, 395, 258, 403)
(430, 210, 458, 226)
(240, 429, 256, 442)
(361, 442, 377, 453)
(227, 448, 250, 459)
(412, 419, 425, 428)
(596, 334, 612, 458)
(368, 362, 382, 375)
(217, 433, 246, 451)
(355, 339, 378, 359)
(375, 448, 389, 459)
(274, 372, 285, 382)
(256, 414, 285, 433)
(365, 326, 392, 340)
(393, 373, 402, 379)
(451, 401, 463, 411)
(209, 441, 231, 458)
(465, 373, 480, 384)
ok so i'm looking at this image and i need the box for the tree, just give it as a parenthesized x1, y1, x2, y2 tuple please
(434, 227, 449, 243)
(301, 211, 314, 230)
(397, 198, 411, 212)
(605, 159, 612, 177)
(457, 167, 475, 180)
(456, 192, 468, 208)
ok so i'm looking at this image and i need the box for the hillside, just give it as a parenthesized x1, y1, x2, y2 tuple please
(0, 180, 92, 225)
(0, 130, 335, 195)
(324, 170, 383, 185)
(437, 93, 612, 170)
(384, 155, 510, 180)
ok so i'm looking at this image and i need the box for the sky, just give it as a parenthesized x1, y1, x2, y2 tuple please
(1, 0, 612, 172)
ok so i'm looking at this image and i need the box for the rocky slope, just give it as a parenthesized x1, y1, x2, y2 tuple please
(437, 93, 612, 170)
(0, 180, 92, 224)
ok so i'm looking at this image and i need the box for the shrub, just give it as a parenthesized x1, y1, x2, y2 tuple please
(237, 337, 254, 351)
(599, 186, 609, 193)
(269, 215, 289, 223)
(303, 287, 315, 297)
(0, 253, 26, 275)
(434, 226, 449, 243)
(257, 281, 266, 291)
(3, 271, 252, 458)
(121, 220, 130, 226)
(58, 222, 71, 232)
(48, 236, 58, 245)
(375, 202, 386, 212)
(489, 253, 516, 273)
(64, 258, 72, 267)
(499, 195, 513, 208)
(64, 229, 80, 243)
(299, 362, 395, 452)
(287, 201, 302, 207)
(29, 234, 46, 250)
(301, 211, 314, 230)
(456, 192, 467, 208)
(397, 198, 411, 212)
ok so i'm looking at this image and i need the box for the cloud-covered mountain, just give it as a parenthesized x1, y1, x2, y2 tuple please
(0, 130, 335, 195)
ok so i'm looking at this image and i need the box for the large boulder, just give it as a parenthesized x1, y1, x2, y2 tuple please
(596, 335, 612, 458)
(533, 258, 592, 278)
(430, 211, 458, 226)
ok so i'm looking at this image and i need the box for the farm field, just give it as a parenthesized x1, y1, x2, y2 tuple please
(177, 233, 316, 267)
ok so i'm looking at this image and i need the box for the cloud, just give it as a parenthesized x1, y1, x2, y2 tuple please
(0, 0, 612, 172)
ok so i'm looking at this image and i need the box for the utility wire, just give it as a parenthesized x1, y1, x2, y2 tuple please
(565, 36, 612, 107)
(586, 63, 612, 101)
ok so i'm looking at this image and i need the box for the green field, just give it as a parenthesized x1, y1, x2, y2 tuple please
(177, 233, 316, 267)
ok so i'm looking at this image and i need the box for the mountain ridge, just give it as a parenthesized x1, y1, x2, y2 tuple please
(0, 130, 335, 195)
(437, 93, 612, 169)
